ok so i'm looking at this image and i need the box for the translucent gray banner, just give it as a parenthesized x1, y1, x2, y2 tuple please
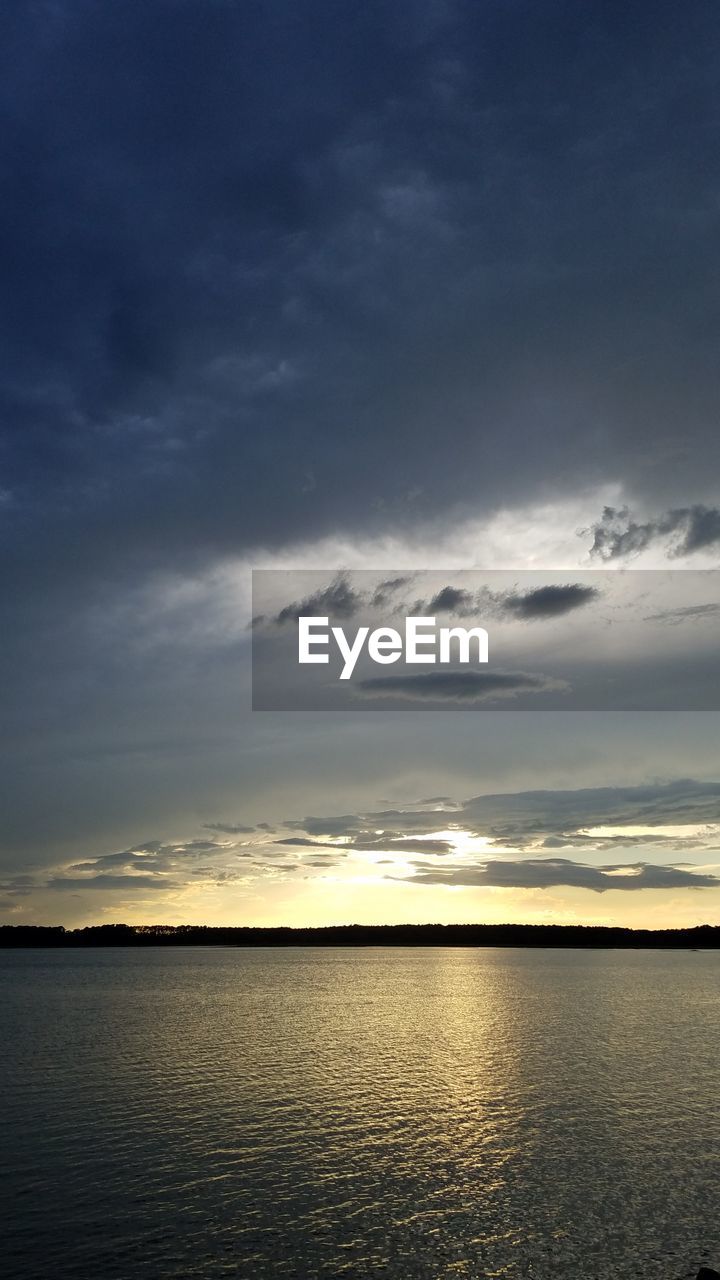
(251, 569, 720, 710)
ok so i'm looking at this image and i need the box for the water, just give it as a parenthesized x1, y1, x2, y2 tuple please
(2, 946, 720, 1280)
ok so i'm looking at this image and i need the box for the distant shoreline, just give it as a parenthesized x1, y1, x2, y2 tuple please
(2, 922, 720, 949)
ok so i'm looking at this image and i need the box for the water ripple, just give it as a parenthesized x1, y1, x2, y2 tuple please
(2, 947, 720, 1279)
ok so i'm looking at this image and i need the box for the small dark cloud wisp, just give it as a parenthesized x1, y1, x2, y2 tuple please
(356, 670, 569, 703)
(643, 603, 720, 625)
(204, 822, 256, 834)
(275, 575, 363, 624)
(498, 584, 600, 620)
(427, 586, 476, 614)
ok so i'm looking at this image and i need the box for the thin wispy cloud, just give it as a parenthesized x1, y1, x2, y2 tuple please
(356, 670, 570, 703)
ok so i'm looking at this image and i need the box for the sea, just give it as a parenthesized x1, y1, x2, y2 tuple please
(2, 946, 720, 1279)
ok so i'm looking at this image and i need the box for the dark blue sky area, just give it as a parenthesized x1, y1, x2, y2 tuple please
(2, 0, 720, 570)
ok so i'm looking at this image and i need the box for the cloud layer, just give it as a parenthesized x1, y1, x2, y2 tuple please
(4, 0, 720, 597)
(398, 858, 720, 892)
(5, 779, 720, 916)
(3, 3, 720, 926)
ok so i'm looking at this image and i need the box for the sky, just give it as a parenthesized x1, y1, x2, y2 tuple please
(2, 0, 720, 929)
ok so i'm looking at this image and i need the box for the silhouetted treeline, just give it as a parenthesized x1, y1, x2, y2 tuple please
(2, 922, 720, 948)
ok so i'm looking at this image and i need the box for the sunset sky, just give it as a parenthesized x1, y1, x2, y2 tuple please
(2, 0, 720, 929)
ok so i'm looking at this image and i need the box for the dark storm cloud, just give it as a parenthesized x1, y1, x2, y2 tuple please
(498, 584, 600, 620)
(679, 508, 720, 554)
(356, 670, 568, 702)
(588, 506, 720, 560)
(397, 858, 720, 892)
(4, 0, 720, 602)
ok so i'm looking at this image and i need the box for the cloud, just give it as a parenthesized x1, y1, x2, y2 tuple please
(272, 837, 347, 856)
(398, 857, 720, 892)
(275, 836, 336, 848)
(643, 603, 720, 625)
(427, 586, 476, 614)
(253, 863, 300, 873)
(405, 581, 600, 624)
(348, 836, 454, 855)
(459, 779, 720, 844)
(275, 833, 452, 854)
(47, 874, 181, 892)
(681, 508, 720, 554)
(0, 876, 35, 898)
(269, 571, 416, 626)
(371, 576, 413, 607)
(282, 780, 720, 851)
(283, 815, 365, 837)
(67, 839, 234, 877)
(4, 0, 720, 617)
(356, 670, 569, 703)
(8, 779, 720, 916)
(540, 833, 677, 850)
(17, 832, 271, 900)
(498, 583, 600, 620)
(353, 834, 453, 855)
(588, 506, 720, 560)
(203, 822, 256, 834)
(275, 574, 363, 624)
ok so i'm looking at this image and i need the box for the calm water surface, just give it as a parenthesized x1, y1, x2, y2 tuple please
(2, 947, 720, 1280)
